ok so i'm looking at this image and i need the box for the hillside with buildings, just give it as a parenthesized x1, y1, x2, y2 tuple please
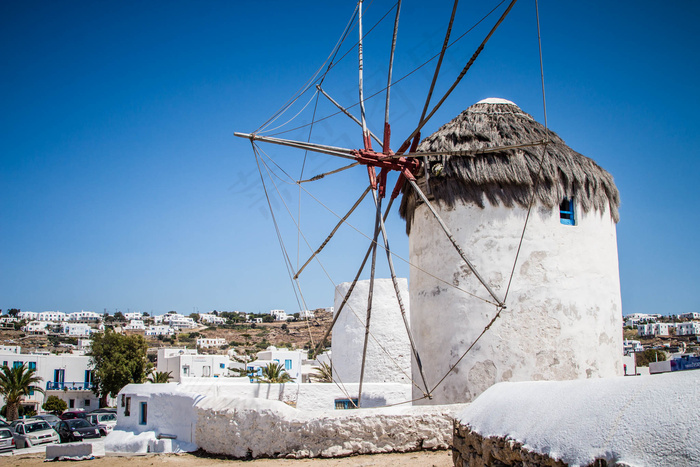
(0, 309, 334, 358)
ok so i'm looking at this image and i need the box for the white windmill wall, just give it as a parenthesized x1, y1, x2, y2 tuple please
(332, 278, 412, 386)
(409, 199, 623, 405)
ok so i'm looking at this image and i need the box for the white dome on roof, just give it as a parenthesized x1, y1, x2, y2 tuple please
(476, 97, 516, 105)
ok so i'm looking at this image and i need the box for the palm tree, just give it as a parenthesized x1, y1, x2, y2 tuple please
(146, 371, 173, 383)
(310, 362, 332, 383)
(256, 362, 293, 383)
(0, 364, 44, 421)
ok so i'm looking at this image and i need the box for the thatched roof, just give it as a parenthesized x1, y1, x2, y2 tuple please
(399, 99, 620, 234)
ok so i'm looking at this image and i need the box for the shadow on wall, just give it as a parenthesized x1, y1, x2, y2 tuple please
(361, 395, 387, 408)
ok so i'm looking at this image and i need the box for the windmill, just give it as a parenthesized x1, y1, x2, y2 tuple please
(235, 0, 622, 406)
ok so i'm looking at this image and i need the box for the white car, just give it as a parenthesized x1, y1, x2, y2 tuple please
(86, 413, 117, 435)
(12, 420, 59, 449)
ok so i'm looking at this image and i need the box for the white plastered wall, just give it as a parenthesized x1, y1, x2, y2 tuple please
(332, 278, 412, 385)
(409, 199, 623, 404)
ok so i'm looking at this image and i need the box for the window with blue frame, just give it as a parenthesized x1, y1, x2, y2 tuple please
(285, 359, 292, 370)
(560, 197, 575, 225)
(139, 402, 147, 425)
(28, 362, 36, 370)
(219, 363, 225, 369)
(2, 361, 7, 368)
(13, 361, 22, 369)
(335, 398, 359, 410)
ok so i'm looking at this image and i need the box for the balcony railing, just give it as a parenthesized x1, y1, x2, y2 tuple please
(46, 381, 95, 391)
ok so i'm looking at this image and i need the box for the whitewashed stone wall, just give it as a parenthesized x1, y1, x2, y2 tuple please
(333, 278, 412, 385)
(194, 396, 460, 458)
(409, 199, 623, 404)
(108, 382, 458, 458)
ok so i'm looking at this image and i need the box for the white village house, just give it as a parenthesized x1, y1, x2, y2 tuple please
(676, 321, 700, 336)
(199, 313, 226, 325)
(22, 321, 50, 334)
(62, 322, 93, 337)
(246, 346, 308, 382)
(196, 337, 227, 349)
(17, 311, 38, 321)
(637, 322, 671, 337)
(125, 319, 146, 331)
(156, 348, 231, 381)
(270, 309, 288, 321)
(68, 310, 102, 322)
(0, 349, 100, 412)
(38, 311, 67, 322)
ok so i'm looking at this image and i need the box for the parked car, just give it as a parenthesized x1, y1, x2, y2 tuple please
(56, 419, 101, 443)
(85, 412, 117, 436)
(0, 428, 15, 452)
(12, 420, 59, 449)
(33, 414, 61, 429)
(59, 410, 88, 421)
(90, 407, 117, 414)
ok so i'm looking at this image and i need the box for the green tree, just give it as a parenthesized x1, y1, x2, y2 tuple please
(88, 330, 152, 407)
(189, 313, 200, 322)
(113, 311, 125, 321)
(262, 314, 274, 323)
(310, 362, 333, 383)
(147, 371, 173, 383)
(42, 395, 68, 415)
(7, 308, 20, 317)
(635, 349, 667, 367)
(255, 362, 293, 383)
(0, 364, 44, 421)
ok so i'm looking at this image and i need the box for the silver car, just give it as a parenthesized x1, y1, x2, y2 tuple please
(0, 428, 15, 452)
(86, 412, 117, 436)
(12, 420, 59, 449)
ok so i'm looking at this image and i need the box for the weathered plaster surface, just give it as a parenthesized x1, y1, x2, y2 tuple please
(194, 396, 461, 458)
(108, 382, 459, 458)
(333, 278, 412, 384)
(409, 199, 623, 404)
(455, 371, 700, 466)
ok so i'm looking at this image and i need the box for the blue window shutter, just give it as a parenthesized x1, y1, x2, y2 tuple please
(560, 197, 575, 225)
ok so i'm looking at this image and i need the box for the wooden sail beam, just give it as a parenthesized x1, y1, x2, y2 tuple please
(396, 139, 549, 159)
(316, 85, 383, 147)
(371, 188, 431, 398)
(310, 196, 396, 361)
(382, 0, 402, 155)
(396, 0, 519, 155)
(407, 177, 505, 307)
(357, 0, 371, 152)
(234, 133, 356, 160)
(293, 185, 371, 280)
(358, 192, 383, 406)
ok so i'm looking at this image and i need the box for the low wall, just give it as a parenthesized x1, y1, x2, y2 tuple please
(111, 381, 458, 458)
(177, 379, 412, 411)
(455, 371, 700, 466)
(194, 396, 462, 458)
(453, 423, 567, 467)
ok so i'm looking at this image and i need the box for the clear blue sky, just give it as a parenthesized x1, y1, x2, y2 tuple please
(1, 1, 698, 317)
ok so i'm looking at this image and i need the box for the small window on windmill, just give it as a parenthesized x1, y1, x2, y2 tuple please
(560, 197, 575, 225)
